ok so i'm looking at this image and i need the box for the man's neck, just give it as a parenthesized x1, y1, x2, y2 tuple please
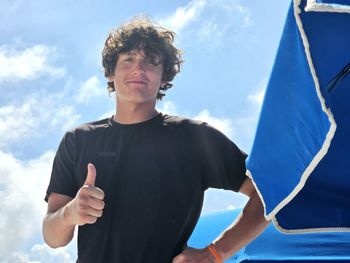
(114, 101, 158, 124)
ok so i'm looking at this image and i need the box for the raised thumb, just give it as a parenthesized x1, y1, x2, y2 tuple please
(84, 163, 96, 187)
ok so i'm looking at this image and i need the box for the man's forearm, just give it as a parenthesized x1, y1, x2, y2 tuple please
(42, 204, 76, 248)
(213, 191, 269, 261)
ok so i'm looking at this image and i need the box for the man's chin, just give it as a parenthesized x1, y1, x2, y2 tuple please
(117, 96, 157, 105)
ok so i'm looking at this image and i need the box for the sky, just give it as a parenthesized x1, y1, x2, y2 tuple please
(0, 0, 290, 262)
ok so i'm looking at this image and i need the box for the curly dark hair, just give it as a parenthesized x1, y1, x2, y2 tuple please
(102, 17, 183, 100)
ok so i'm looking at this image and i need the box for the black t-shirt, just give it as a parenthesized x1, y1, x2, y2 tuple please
(45, 113, 247, 263)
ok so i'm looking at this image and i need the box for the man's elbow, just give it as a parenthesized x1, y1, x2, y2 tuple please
(44, 238, 64, 249)
(42, 230, 72, 249)
(239, 177, 257, 198)
(42, 215, 73, 249)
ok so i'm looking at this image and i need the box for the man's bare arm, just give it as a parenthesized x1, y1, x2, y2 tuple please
(212, 177, 269, 260)
(42, 193, 75, 248)
(42, 164, 105, 248)
(173, 177, 269, 262)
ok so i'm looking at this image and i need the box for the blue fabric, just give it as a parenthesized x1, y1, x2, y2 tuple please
(188, 209, 350, 262)
(316, 0, 350, 5)
(246, 0, 350, 231)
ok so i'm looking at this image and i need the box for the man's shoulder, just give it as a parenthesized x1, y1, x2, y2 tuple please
(162, 114, 206, 127)
(162, 114, 221, 134)
(162, 113, 233, 143)
(67, 117, 112, 135)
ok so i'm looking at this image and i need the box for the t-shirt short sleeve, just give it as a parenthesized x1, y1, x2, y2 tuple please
(45, 130, 78, 202)
(198, 123, 247, 192)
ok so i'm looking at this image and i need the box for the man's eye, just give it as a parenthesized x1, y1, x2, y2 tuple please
(121, 56, 134, 63)
(146, 58, 160, 66)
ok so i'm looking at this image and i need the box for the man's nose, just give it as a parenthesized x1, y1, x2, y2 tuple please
(132, 60, 146, 74)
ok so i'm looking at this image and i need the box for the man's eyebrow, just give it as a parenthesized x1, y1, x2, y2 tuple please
(124, 51, 137, 56)
(122, 50, 162, 62)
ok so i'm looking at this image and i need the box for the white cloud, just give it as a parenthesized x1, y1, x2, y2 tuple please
(203, 188, 248, 214)
(194, 109, 235, 139)
(156, 100, 178, 115)
(0, 150, 77, 262)
(158, 0, 251, 45)
(100, 110, 115, 120)
(76, 76, 106, 105)
(0, 44, 65, 82)
(248, 77, 267, 107)
(30, 244, 74, 263)
(0, 151, 51, 260)
(0, 95, 80, 149)
(228, 77, 268, 151)
(52, 106, 81, 132)
(197, 0, 251, 44)
(158, 0, 206, 33)
(226, 204, 236, 210)
(221, 0, 251, 27)
(248, 88, 265, 107)
(6, 244, 76, 263)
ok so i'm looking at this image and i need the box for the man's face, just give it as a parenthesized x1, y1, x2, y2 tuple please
(110, 49, 164, 105)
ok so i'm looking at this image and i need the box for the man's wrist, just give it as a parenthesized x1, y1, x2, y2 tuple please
(207, 243, 223, 263)
(62, 201, 76, 227)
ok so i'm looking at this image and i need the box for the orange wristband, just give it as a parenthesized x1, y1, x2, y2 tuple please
(207, 244, 223, 263)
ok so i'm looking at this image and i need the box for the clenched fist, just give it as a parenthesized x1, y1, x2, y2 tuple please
(66, 163, 105, 226)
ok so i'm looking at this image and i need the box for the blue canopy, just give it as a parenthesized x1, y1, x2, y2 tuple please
(189, 209, 350, 262)
(246, 0, 350, 232)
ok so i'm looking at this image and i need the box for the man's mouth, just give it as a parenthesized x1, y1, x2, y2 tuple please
(127, 80, 147, 85)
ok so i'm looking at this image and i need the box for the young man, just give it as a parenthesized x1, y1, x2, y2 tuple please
(42, 17, 269, 263)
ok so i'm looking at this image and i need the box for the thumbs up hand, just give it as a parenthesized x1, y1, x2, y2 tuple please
(66, 163, 105, 226)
